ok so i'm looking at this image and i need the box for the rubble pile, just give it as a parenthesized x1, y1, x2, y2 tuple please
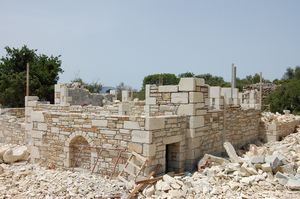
(140, 129, 300, 199)
(0, 163, 126, 199)
(261, 111, 300, 124)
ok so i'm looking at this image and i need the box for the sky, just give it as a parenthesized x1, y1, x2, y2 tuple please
(0, 0, 300, 89)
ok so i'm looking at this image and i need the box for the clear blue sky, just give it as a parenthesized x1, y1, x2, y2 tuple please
(1, 0, 299, 89)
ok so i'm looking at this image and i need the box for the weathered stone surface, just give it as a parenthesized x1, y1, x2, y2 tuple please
(275, 172, 289, 185)
(132, 130, 152, 143)
(91, 119, 108, 127)
(0, 145, 10, 161)
(3, 146, 29, 163)
(261, 163, 272, 173)
(250, 155, 265, 164)
(171, 92, 188, 104)
(145, 117, 165, 130)
(158, 85, 178, 93)
(189, 92, 204, 103)
(223, 142, 241, 163)
(189, 116, 204, 128)
(286, 178, 300, 190)
(198, 154, 229, 170)
(265, 155, 282, 170)
(123, 121, 140, 129)
(128, 143, 142, 153)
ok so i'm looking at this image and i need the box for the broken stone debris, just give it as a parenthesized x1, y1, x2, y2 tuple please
(0, 162, 126, 199)
(140, 129, 300, 198)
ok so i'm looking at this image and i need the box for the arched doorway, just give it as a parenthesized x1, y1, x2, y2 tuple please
(69, 136, 91, 169)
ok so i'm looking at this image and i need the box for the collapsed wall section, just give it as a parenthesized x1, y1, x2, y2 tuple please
(260, 112, 300, 142)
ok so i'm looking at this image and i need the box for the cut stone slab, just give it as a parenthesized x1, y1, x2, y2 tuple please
(275, 172, 289, 186)
(279, 163, 295, 175)
(286, 178, 300, 190)
(223, 142, 241, 163)
(250, 155, 265, 164)
(198, 154, 229, 170)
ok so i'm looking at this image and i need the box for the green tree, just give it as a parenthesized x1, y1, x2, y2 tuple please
(195, 73, 230, 87)
(178, 72, 195, 78)
(0, 46, 63, 107)
(71, 78, 102, 93)
(268, 79, 300, 114)
(142, 73, 179, 89)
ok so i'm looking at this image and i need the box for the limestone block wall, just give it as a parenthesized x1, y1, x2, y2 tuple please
(260, 119, 300, 142)
(26, 98, 186, 175)
(144, 78, 262, 170)
(0, 114, 25, 145)
(145, 78, 207, 116)
(0, 108, 25, 118)
(55, 84, 109, 107)
(224, 107, 261, 147)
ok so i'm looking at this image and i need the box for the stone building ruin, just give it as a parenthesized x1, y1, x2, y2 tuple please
(1, 77, 299, 177)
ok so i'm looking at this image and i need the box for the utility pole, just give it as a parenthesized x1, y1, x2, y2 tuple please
(259, 72, 262, 110)
(26, 63, 29, 96)
(231, 63, 237, 99)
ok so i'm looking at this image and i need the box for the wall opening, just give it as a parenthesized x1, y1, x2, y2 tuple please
(69, 136, 91, 169)
(165, 142, 180, 173)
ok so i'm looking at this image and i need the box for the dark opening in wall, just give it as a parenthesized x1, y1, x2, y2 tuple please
(69, 136, 91, 169)
(165, 142, 180, 173)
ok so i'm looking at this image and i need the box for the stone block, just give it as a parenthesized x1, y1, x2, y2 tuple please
(145, 117, 165, 130)
(158, 85, 178, 92)
(31, 130, 44, 139)
(143, 144, 156, 156)
(146, 97, 156, 105)
(101, 130, 116, 135)
(177, 104, 195, 116)
(37, 123, 47, 131)
(163, 135, 183, 145)
(209, 87, 221, 98)
(128, 143, 143, 153)
(171, 92, 188, 104)
(51, 127, 59, 133)
(179, 78, 197, 91)
(189, 116, 204, 128)
(132, 130, 152, 143)
(91, 119, 108, 127)
(31, 111, 44, 122)
(189, 92, 203, 103)
(124, 121, 140, 129)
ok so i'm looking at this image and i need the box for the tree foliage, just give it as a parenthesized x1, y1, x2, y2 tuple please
(0, 46, 63, 107)
(268, 79, 300, 114)
(196, 73, 230, 87)
(142, 73, 179, 89)
(268, 66, 300, 114)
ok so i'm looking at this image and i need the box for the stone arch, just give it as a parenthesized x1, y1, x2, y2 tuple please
(64, 132, 94, 168)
